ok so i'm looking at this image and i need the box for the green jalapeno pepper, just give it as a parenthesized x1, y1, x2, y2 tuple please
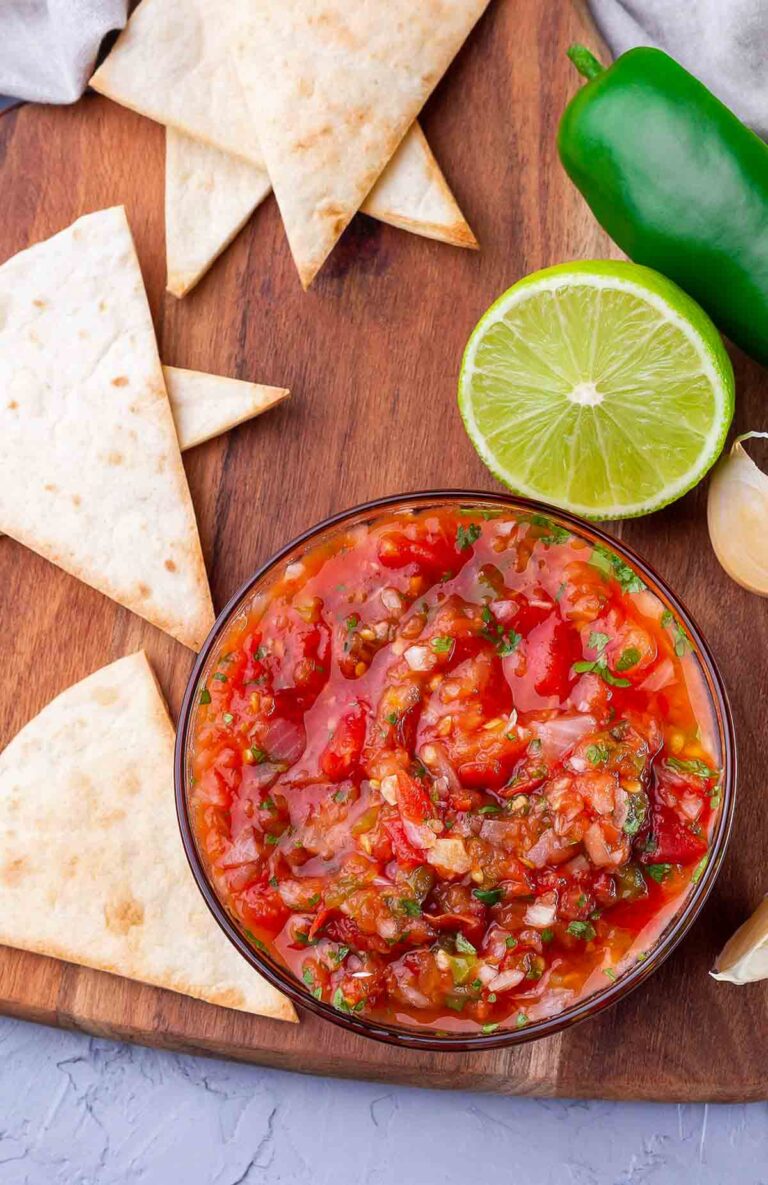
(558, 45, 768, 365)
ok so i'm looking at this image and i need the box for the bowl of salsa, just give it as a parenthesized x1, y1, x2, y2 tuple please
(175, 492, 735, 1049)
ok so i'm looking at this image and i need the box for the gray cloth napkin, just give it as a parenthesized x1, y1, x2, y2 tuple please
(588, 0, 768, 137)
(0, 0, 127, 104)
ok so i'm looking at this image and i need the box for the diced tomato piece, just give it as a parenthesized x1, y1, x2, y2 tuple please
(527, 616, 582, 701)
(320, 702, 367, 781)
(513, 590, 555, 637)
(642, 806, 707, 866)
(458, 757, 510, 791)
(239, 883, 289, 932)
(383, 816, 423, 867)
(394, 771, 433, 824)
(377, 527, 464, 581)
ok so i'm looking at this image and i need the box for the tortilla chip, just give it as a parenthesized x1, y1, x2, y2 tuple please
(0, 652, 296, 1022)
(91, 0, 260, 163)
(163, 365, 289, 449)
(236, 0, 490, 286)
(166, 122, 476, 298)
(363, 122, 477, 250)
(0, 207, 214, 651)
(165, 128, 271, 298)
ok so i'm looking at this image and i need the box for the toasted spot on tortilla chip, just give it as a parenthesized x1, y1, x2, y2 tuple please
(1, 858, 26, 886)
(164, 558, 177, 572)
(105, 896, 145, 935)
(112, 375, 129, 387)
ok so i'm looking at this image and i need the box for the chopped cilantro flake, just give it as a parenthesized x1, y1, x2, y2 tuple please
(567, 920, 596, 940)
(616, 646, 641, 672)
(456, 523, 481, 550)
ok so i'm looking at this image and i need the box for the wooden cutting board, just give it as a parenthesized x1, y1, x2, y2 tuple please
(0, 0, 765, 1102)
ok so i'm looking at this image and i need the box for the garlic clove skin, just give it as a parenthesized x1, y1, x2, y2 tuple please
(711, 897, 768, 985)
(707, 432, 768, 596)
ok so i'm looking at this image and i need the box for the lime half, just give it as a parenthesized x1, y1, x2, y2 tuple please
(459, 261, 735, 519)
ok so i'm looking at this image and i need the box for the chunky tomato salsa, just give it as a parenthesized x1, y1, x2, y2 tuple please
(188, 504, 722, 1034)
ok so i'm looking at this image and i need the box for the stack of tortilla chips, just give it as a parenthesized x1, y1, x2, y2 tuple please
(91, 0, 490, 292)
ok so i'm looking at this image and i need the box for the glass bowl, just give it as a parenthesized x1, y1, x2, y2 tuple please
(175, 491, 736, 1052)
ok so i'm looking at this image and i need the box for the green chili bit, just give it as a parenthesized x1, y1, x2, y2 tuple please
(455, 933, 477, 955)
(198, 687, 211, 705)
(482, 1022, 500, 1035)
(473, 887, 503, 906)
(431, 635, 453, 653)
(691, 854, 709, 884)
(645, 863, 672, 883)
(665, 756, 719, 780)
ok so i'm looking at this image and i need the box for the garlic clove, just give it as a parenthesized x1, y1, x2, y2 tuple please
(711, 896, 768, 985)
(707, 432, 768, 595)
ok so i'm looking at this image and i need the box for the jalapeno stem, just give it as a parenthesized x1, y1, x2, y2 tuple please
(567, 44, 605, 81)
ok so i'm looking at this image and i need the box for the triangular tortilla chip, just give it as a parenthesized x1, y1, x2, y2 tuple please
(236, 0, 490, 285)
(91, 0, 260, 163)
(363, 122, 478, 250)
(0, 652, 295, 1021)
(165, 128, 271, 298)
(166, 122, 476, 298)
(163, 365, 289, 449)
(0, 207, 214, 651)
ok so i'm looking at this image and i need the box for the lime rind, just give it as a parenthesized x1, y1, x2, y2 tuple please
(458, 261, 735, 519)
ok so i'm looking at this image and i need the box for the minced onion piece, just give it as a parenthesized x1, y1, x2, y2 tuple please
(404, 644, 434, 671)
(524, 897, 558, 928)
(426, 837, 471, 874)
(487, 968, 525, 993)
(531, 714, 596, 760)
(380, 775, 398, 805)
(638, 658, 675, 693)
(707, 432, 768, 596)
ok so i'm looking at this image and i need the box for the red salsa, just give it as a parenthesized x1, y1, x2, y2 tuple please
(188, 504, 722, 1034)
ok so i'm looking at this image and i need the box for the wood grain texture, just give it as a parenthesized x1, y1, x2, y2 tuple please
(0, 0, 765, 1101)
